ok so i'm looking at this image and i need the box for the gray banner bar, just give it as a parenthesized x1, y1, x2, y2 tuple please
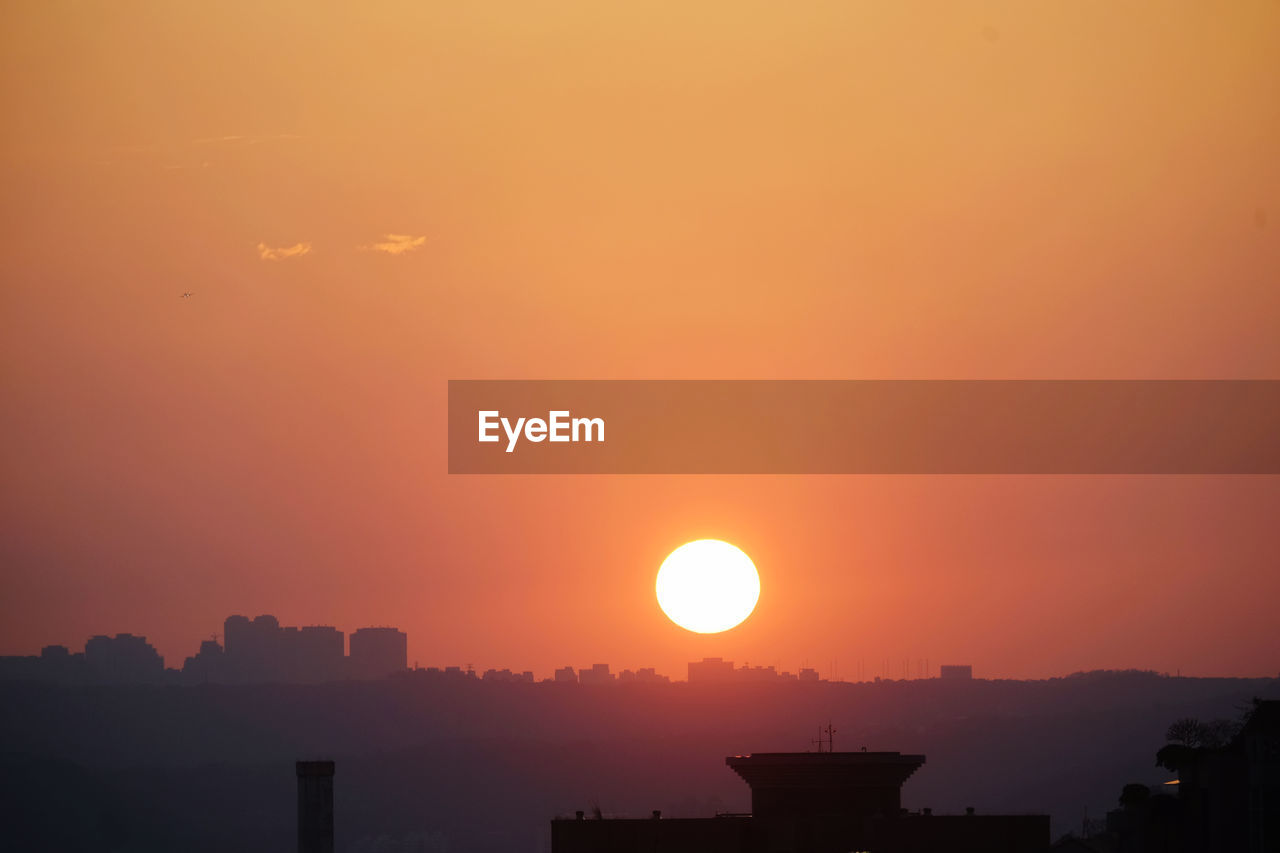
(447, 380, 1280, 474)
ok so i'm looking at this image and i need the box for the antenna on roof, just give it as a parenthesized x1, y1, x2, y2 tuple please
(811, 721, 837, 753)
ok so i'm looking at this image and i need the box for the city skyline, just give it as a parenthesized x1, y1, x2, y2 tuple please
(9, 610, 1269, 685)
(3, 2, 1279, 686)
(0, 610, 968, 683)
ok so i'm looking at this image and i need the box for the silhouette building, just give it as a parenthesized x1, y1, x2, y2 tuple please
(578, 663, 615, 685)
(222, 615, 347, 683)
(297, 760, 335, 853)
(185, 615, 406, 684)
(552, 749, 1048, 853)
(285, 625, 345, 682)
(348, 627, 407, 679)
(0, 644, 89, 683)
(688, 657, 812, 684)
(618, 667, 670, 684)
(689, 657, 736, 683)
(181, 638, 225, 682)
(83, 633, 164, 682)
(0, 614, 409, 685)
(482, 667, 535, 683)
(223, 614, 281, 681)
(0, 635, 162, 683)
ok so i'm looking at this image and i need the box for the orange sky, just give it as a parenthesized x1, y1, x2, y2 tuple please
(2, 1, 1278, 679)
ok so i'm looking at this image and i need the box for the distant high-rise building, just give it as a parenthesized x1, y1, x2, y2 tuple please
(554, 666, 578, 683)
(35, 644, 84, 682)
(287, 626, 345, 683)
(617, 667, 670, 684)
(84, 633, 164, 683)
(223, 614, 285, 681)
(348, 627, 407, 679)
(688, 657, 735, 683)
(182, 639, 225, 683)
(578, 663, 614, 685)
(0, 644, 89, 683)
(4, 614, 413, 686)
(222, 614, 251, 656)
(221, 615, 352, 683)
(482, 668, 535, 683)
(434, 665, 475, 681)
(738, 664, 781, 682)
(688, 658, 812, 684)
(939, 665, 973, 680)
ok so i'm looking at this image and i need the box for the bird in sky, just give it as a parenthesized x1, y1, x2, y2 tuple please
(181, 292, 194, 299)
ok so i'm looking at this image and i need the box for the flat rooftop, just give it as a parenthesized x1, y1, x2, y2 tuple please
(726, 752, 926, 795)
(727, 751, 925, 764)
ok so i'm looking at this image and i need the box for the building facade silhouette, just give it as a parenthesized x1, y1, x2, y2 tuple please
(688, 657, 818, 684)
(297, 760, 336, 853)
(348, 627, 408, 680)
(552, 750, 1048, 853)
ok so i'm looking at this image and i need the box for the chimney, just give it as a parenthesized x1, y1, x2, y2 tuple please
(297, 760, 335, 853)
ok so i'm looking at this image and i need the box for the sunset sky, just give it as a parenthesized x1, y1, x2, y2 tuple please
(2, 1, 1278, 679)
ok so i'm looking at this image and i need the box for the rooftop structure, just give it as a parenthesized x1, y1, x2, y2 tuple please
(296, 760, 335, 853)
(553, 748, 1047, 853)
(726, 751, 925, 819)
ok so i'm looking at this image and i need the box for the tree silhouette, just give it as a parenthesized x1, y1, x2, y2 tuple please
(1165, 717, 1208, 747)
(1158, 704, 1253, 772)
(1164, 716, 1239, 749)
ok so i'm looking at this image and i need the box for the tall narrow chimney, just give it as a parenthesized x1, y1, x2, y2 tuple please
(296, 760, 335, 853)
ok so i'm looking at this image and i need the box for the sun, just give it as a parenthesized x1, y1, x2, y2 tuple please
(656, 540, 760, 634)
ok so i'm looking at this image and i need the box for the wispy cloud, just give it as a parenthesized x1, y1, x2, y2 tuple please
(257, 242, 312, 261)
(360, 234, 427, 255)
